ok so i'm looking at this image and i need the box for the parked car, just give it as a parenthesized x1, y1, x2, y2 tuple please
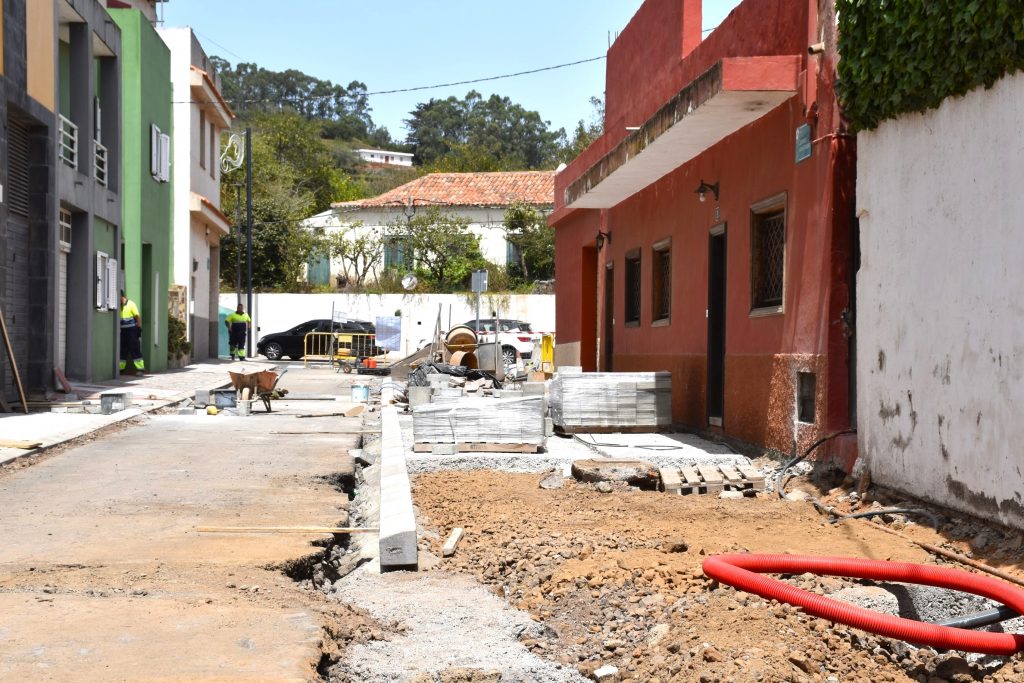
(460, 318, 539, 369)
(257, 318, 375, 361)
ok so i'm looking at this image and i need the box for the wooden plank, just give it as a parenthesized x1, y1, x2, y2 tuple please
(719, 464, 743, 486)
(737, 464, 765, 483)
(197, 526, 378, 534)
(0, 439, 42, 450)
(459, 442, 539, 453)
(442, 527, 465, 557)
(0, 306, 28, 414)
(659, 467, 682, 494)
(553, 424, 664, 435)
(678, 466, 704, 494)
(696, 465, 724, 493)
(413, 442, 540, 453)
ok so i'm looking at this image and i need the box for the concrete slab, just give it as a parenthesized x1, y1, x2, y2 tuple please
(379, 407, 417, 569)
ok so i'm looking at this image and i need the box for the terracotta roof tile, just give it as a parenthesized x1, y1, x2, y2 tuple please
(332, 171, 554, 209)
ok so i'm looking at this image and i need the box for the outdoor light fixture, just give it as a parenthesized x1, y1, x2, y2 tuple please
(596, 230, 612, 249)
(696, 180, 719, 203)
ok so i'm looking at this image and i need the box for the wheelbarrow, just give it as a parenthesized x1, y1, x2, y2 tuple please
(228, 367, 288, 412)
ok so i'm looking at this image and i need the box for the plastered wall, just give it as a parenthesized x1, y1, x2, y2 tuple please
(857, 71, 1024, 528)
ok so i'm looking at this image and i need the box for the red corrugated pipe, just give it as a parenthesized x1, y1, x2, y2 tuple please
(703, 554, 1024, 655)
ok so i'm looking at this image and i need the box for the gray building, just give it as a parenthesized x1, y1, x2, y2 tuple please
(1, 0, 59, 402)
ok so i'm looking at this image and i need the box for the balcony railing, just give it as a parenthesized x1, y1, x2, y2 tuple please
(94, 140, 108, 187)
(59, 115, 78, 169)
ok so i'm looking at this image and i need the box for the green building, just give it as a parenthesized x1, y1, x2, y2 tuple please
(108, 7, 172, 373)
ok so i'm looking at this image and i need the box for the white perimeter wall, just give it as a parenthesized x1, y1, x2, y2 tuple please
(857, 71, 1024, 528)
(221, 292, 556, 358)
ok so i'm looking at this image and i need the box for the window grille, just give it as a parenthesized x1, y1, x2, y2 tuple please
(752, 209, 785, 309)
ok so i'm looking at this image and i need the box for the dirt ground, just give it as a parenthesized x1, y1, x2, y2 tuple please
(411, 465, 1024, 683)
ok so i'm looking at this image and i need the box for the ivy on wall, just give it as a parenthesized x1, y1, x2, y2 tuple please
(837, 0, 1024, 131)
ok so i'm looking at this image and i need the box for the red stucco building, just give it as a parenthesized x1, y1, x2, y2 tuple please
(551, 0, 857, 458)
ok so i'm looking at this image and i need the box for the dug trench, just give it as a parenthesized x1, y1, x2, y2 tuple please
(264, 427, 398, 680)
(410, 468, 1024, 683)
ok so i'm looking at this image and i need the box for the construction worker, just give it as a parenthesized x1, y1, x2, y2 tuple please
(119, 291, 145, 375)
(225, 303, 251, 361)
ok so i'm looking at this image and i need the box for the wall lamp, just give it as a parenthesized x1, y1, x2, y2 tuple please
(696, 180, 719, 203)
(596, 230, 612, 249)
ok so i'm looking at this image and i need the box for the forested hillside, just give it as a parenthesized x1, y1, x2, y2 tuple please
(213, 58, 602, 291)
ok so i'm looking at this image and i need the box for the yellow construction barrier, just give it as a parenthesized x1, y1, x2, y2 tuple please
(303, 331, 383, 371)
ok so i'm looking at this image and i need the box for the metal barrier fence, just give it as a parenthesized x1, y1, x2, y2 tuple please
(303, 331, 384, 371)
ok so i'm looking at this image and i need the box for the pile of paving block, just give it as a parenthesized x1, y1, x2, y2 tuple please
(549, 370, 672, 432)
(412, 394, 546, 452)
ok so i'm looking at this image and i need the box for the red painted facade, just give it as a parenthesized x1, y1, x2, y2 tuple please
(552, 0, 857, 459)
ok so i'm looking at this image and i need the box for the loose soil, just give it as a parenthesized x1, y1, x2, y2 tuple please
(411, 469, 1024, 683)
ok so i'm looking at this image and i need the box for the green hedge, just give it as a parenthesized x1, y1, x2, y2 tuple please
(837, 0, 1024, 131)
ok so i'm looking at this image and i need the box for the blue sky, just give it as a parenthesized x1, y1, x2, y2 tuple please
(160, 1, 743, 141)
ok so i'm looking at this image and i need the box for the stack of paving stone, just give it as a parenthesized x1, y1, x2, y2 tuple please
(549, 371, 672, 430)
(412, 395, 545, 446)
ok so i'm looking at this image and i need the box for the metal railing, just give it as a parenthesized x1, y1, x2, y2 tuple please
(59, 115, 78, 169)
(94, 140, 108, 186)
(303, 331, 383, 370)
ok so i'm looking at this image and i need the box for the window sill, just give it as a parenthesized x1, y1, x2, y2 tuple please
(749, 305, 783, 318)
(652, 318, 670, 327)
(625, 320, 640, 328)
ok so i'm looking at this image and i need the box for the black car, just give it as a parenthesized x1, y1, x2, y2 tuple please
(256, 318, 375, 361)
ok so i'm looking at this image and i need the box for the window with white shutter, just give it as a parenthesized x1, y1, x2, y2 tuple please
(106, 258, 119, 310)
(151, 124, 171, 182)
(96, 251, 108, 309)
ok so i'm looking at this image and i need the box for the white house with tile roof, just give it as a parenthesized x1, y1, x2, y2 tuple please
(302, 171, 554, 286)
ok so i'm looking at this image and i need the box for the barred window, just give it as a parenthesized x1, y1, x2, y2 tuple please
(751, 198, 786, 311)
(625, 249, 641, 326)
(651, 239, 671, 323)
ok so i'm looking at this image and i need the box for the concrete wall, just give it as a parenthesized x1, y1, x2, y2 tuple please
(857, 70, 1024, 528)
(220, 292, 556, 359)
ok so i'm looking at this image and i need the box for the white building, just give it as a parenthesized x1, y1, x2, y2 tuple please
(302, 171, 554, 287)
(356, 148, 414, 167)
(157, 27, 234, 360)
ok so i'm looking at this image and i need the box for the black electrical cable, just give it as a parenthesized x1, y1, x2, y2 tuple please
(831, 507, 941, 531)
(934, 605, 1021, 630)
(775, 429, 857, 499)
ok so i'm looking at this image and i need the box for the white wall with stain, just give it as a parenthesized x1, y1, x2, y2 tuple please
(857, 70, 1024, 528)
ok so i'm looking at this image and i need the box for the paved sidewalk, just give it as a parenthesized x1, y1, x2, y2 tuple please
(0, 359, 277, 466)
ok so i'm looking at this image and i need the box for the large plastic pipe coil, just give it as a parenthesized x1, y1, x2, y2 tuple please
(702, 554, 1024, 655)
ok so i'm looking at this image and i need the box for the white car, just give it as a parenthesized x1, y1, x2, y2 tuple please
(461, 319, 539, 370)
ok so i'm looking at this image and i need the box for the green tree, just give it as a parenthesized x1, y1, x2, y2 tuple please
(559, 95, 605, 162)
(220, 112, 349, 290)
(405, 90, 564, 169)
(322, 222, 384, 289)
(503, 202, 554, 284)
(211, 56, 375, 139)
(391, 207, 488, 292)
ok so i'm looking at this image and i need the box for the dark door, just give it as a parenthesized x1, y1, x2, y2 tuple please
(707, 228, 727, 425)
(604, 263, 614, 371)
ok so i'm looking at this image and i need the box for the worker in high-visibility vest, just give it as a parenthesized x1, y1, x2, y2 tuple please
(119, 291, 145, 374)
(225, 303, 251, 361)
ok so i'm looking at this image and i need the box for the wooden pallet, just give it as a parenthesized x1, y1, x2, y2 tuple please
(413, 442, 541, 453)
(553, 424, 668, 435)
(659, 463, 765, 495)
